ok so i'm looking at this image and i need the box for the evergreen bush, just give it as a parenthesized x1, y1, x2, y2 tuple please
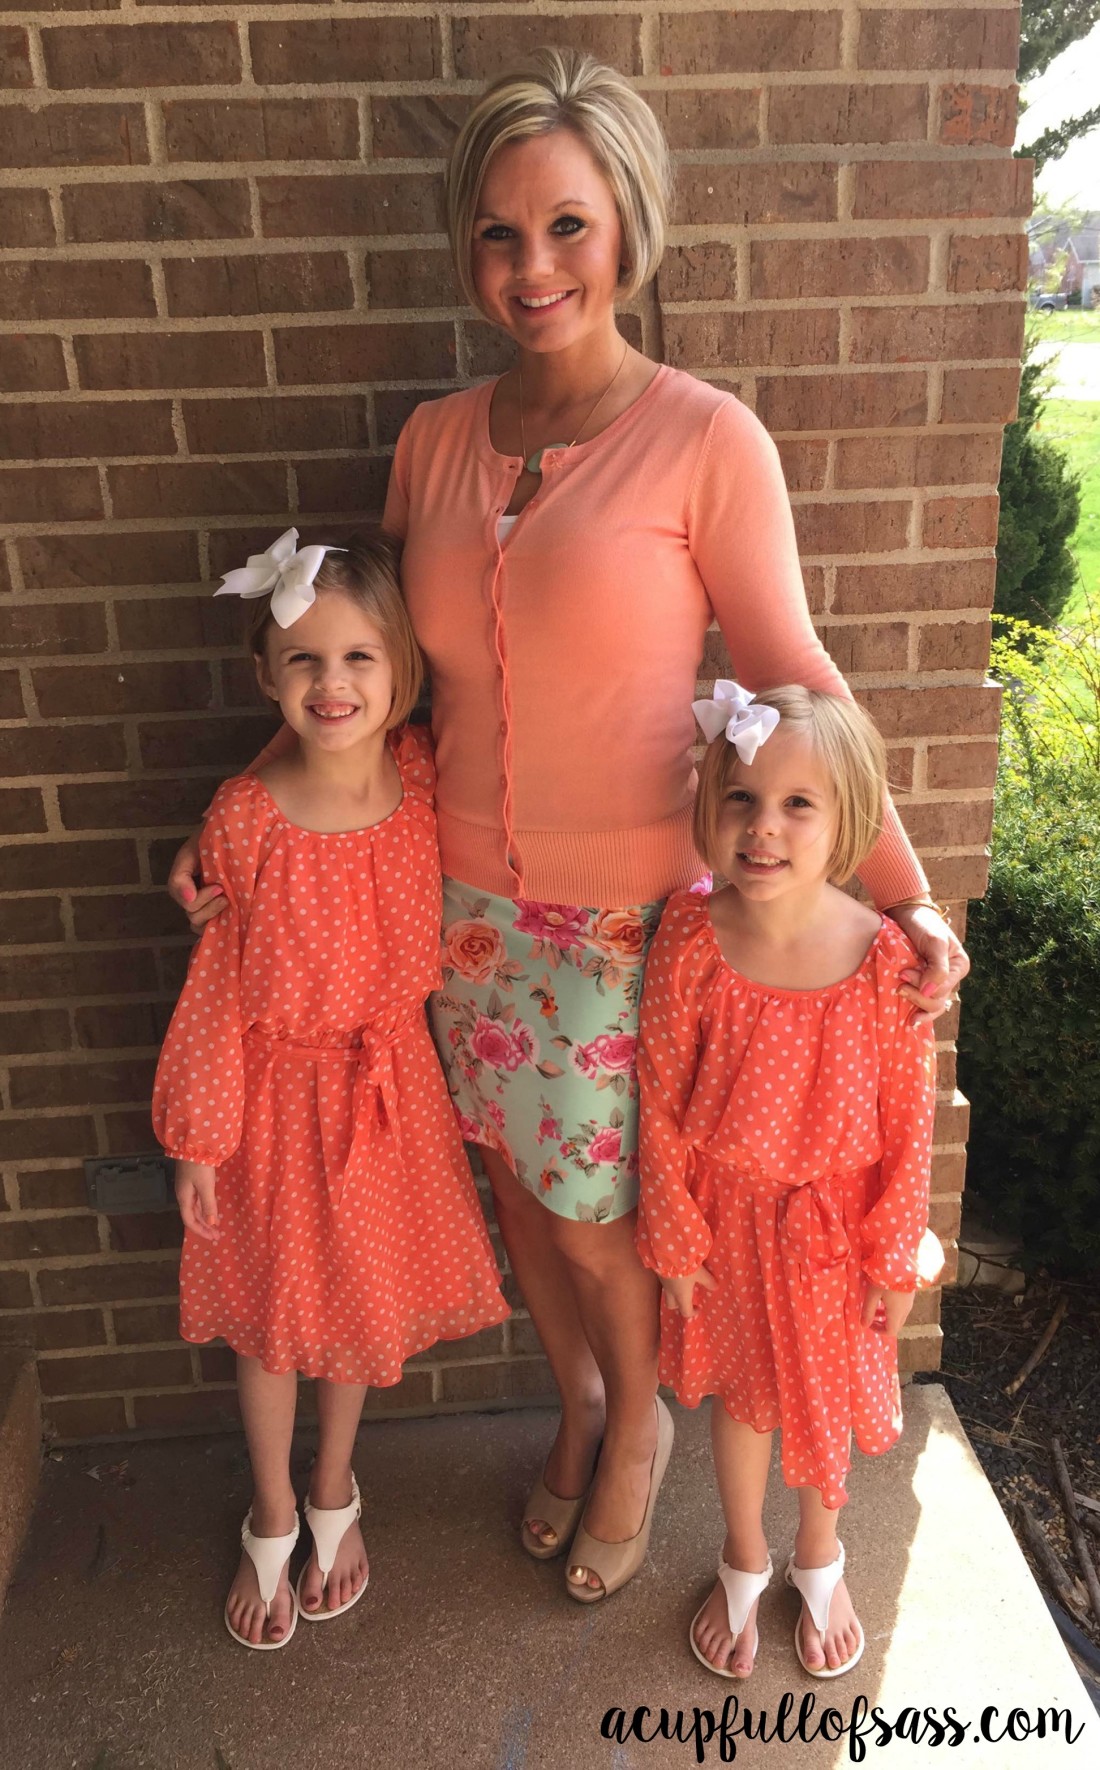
(994, 339, 1081, 629)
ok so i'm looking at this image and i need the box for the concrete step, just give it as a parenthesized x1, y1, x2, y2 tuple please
(0, 1384, 1095, 1768)
(0, 1347, 41, 1616)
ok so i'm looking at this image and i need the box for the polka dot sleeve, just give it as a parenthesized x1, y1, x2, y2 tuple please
(636, 898, 714, 1277)
(861, 930, 941, 1292)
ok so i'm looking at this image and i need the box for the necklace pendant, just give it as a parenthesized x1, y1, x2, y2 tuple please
(525, 444, 568, 476)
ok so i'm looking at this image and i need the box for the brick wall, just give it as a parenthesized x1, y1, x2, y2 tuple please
(0, 1, 1028, 1442)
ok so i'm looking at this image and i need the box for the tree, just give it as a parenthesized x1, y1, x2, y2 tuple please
(1017, 2, 1100, 171)
(995, 338, 1081, 627)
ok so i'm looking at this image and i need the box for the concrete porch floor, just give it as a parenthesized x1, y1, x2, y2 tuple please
(0, 1386, 1095, 1770)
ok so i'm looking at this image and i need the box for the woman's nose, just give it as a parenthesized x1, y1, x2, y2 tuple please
(512, 230, 555, 282)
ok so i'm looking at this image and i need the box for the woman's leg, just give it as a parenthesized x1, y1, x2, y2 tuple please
(693, 1408, 773, 1675)
(793, 1485, 861, 1671)
(226, 1356, 298, 1645)
(482, 1148, 607, 1547)
(298, 1379, 371, 1614)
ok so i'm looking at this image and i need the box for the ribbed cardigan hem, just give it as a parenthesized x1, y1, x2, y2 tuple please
(437, 805, 703, 907)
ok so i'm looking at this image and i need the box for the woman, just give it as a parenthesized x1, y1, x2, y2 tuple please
(172, 51, 967, 1619)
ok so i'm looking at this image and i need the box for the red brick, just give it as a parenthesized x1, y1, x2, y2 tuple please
(138, 713, 273, 771)
(370, 92, 470, 166)
(932, 1149, 967, 1193)
(38, 1347, 192, 1397)
(258, 172, 443, 239)
(769, 82, 927, 144)
(0, 948, 158, 1004)
(108, 1214, 182, 1255)
(37, 1257, 177, 1307)
(132, 1390, 242, 1432)
(824, 622, 909, 674)
(108, 461, 288, 521)
(0, 903, 66, 948)
(62, 179, 251, 245)
(465, 322, 519, 380)
(922, 493, 999, 548)
(885, 745, 916, 794)
(859, 683, 1001, 740)
(360, 1370, 440, 1414)
(646, 88, 760, 151)
(939, 82, 1017, 147)
(74, 1002, 161, 1049)
(164, 97, 359, 163)
(2, 105, 147, 175)
(0, 1008, 69, 1055)
(19, 529, 199, 590)
(853, 158, 1031, 221)
(0, 788, 47, 833)
(0, 672, 25, 717)
(665, 310, 838, 371)
(833, 559, 996, 615)
(0, 335, 67, 391)
(927, 853, 990, 899)
(250, 18, 439, 84)
(164, 251, 353, 318)
(659, 10, 840, 73)
(75, 331, 265, 391)
(374, 388, 448, 447)
(72, 894, 181, 941)
(0, 1309, 106, 1353)
(114, 592, 239, 650)
(366, 250, 454, 310)
(273, 321, 455, 386)
(33, 660, 214, 718)
(0, 27, 32, 88)
(0, 465, 102, 523)
(941, 364, 1022, 425)
(793, 497, 911, 554)
(293, 457, 390, 517)
(674, 163, 837, 226)
(849, 302, 1024, 364)
(0, 838, 138, 892)
(439, 1357, 554, 1405)
(0, 1271, 33, 1309)
(453, 16, 641, 79)
(0, 189, 55, 248)
(0, 400, 175, 463)
(0, 1116, 96, 1161)
(0, 604, 110, 660)
(917, 620, 992, 673)
(776, 438, 828, 493)
(901, 799, 992, 849)
(46, 1396, 128, 1439)
(42, 23, 241, 89)
(112, 1302, 180, 1345)
(183, 393, 369, 456)
(198, 1344, 235, 1382)
(926, 740, 999, 790)
(658, 243, 738, 302)
(0, 258, 155, 321)
(947, 231, 1028, 295)
(754, 371, 927, 432)
(750, 235, 929, 301)
(0, 1215, 100, 1260)
(834, 433, 1002, 490)
(859, 9, 1019, 69)
(58, 777, 215, 830)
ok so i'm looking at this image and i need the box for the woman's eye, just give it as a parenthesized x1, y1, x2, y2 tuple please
(552, 215, 585, 235)
(478, 224, 512, 242)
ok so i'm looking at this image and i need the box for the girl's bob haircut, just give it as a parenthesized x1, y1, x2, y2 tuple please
(693, 685, 887, 887)
(247, 527, 423, 730)
(445, 47, 671, 311)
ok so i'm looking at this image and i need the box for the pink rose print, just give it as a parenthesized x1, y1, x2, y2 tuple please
(454, 1108, 482, 1142)
(470, 1013, 538, 1073)
(485, 1100, 507, 1133)
(571, 1031, 637, 1079)
(536, 1115, 559, 1145)
(586, 1126, 622, 1165)
(513, 899, 590, 953)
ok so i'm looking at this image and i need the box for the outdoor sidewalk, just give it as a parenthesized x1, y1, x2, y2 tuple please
(0, 1385, 1094, 1770)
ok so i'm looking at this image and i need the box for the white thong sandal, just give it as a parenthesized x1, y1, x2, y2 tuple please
(785, 1540, 865, 1678)
(224, 1509, 300, 1650)
(689, 1554, 773, 1679)
(296, 1473, 368, 1622)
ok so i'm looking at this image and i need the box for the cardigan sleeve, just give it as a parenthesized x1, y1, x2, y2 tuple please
(685, 397, 928, 912)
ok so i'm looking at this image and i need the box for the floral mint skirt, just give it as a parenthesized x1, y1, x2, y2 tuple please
(430, 876, 666, 1223)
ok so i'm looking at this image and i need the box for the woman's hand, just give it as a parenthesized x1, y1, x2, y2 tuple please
(861, 1284, 914, 1336)
(886, 901, 969, 1025)
(660, 1266, 717, 1320)
(175, 1161, 220, 1242)
(167, 830, 226, 935)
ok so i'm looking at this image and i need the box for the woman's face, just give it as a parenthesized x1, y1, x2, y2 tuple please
(471, 128, 625, 352)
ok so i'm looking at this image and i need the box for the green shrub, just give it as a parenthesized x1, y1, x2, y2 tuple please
(959, 613, 1100, 1273)
(995, 340, 1081, 628)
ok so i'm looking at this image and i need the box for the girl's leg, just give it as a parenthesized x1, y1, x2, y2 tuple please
(482, 1149, 607, 1548)
(693, 1408, 773, 1676)
(226, 1355, 298, 1645)
(793, 1486, 862, 1672)
(299, 1379, 370, 1613)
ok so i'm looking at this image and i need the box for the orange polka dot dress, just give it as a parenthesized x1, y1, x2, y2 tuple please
(153, 726, 508, 1386)
(636, 890, 940, 1509)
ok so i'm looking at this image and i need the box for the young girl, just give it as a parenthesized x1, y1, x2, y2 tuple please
(153, 528, 507, 1651)
(637, 683, 941, 1681)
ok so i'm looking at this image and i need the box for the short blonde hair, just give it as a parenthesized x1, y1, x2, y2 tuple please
(248, 528, 423, 730)
(445, 48, 671, 311)
(693, 685, 887, 886)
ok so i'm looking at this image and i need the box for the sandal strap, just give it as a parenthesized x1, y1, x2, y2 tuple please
(716, 1555, 773, 1638)
(240, 1511, 300, 1609)
(304, 1474, 362, 1581)
(785, 1540, 846, 1636)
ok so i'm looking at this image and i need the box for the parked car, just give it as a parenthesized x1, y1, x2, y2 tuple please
(1031, 290, 1069, 313)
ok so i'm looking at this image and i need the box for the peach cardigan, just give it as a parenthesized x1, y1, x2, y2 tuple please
(381, 364, 925, 910)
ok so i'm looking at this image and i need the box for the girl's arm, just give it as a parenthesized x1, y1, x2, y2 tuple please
(636, 908, 714, 1279)
(861, 960, 942, 1293)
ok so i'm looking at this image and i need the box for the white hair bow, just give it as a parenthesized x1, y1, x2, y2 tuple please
(214, 527, 344, 629)
(691, 680, 780, 765)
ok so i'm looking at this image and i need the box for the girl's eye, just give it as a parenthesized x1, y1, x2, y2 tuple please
(725, 790, 752, 803)
(788, 797, 813, 809)
(347, 652, 376, 662)
(288, 653, 313, 664)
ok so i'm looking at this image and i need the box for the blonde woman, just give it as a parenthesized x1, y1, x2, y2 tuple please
(171, 52, 967, 1620)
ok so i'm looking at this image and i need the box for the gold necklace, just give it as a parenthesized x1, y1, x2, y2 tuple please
(518, 342, 629, 476)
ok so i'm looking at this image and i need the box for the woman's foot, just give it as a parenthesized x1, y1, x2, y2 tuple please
(298, 1470, 369, 1616)
(567, 1403, 662, 1596)
(795, 1573, 861, 1672)
(524, 1398, 604, 1551)
(225, 1493, 297, 1646)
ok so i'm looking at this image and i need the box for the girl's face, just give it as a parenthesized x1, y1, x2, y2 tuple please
(255, 589, 394, 753)
(715, 725, 838, 897)
(471, 128, 625, 352)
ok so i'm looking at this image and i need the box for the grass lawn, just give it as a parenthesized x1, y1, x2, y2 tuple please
(1037, 398, 1100, 621)
(1029, 308, 1100, 344)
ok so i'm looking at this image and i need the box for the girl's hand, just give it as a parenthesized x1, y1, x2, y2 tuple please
(167, 830, 226, 935)
(861, 1284, 913, 1336)
(175, 1161, 221, 1242)
(886, 901, 969, 1025)
(660, 1266, 717, 1320)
